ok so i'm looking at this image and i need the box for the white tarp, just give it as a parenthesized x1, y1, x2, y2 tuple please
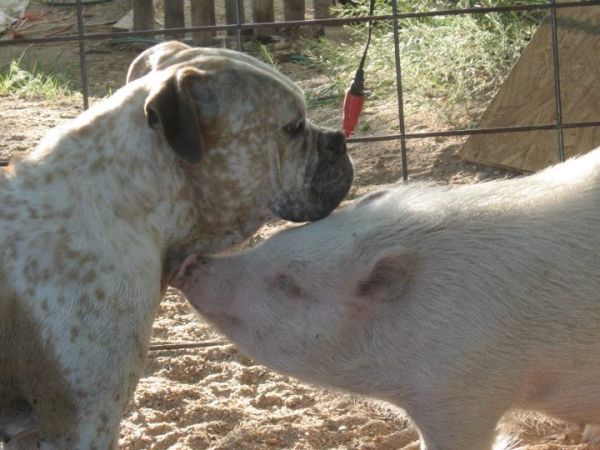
(0, 0, 29, 33)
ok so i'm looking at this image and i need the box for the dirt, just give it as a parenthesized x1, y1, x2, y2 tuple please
(1, 1, 598, 449)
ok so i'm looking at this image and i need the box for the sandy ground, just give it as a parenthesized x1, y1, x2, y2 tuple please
(2, 1, 600, 448)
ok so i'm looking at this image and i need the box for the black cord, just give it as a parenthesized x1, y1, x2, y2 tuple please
(349, 0, 376, 96)
(358, 0, 376, 72)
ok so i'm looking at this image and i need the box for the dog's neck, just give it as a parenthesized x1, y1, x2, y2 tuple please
(8, 76, 275, 279)
(10, 81, 198, 250)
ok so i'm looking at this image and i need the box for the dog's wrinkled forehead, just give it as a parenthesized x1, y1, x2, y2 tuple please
(177, 60, 306, 133)
(128, 42, 305, 103)
(202, 56, 304, 103)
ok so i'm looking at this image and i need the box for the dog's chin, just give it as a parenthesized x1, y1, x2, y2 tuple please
(271, 163, 354, 222)
(271, 199, 330, 223)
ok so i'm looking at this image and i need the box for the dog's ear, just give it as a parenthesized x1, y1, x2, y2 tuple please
(144, 67, 206, 165)
(126, 40, 190, 83)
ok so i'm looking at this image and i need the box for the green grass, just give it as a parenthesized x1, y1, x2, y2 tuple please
(0, 59, 74, 99)
(257, 43, 280, 71)
(296, 0, 544, 122)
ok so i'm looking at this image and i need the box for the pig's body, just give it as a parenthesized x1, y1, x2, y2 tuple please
(173, 149, 600, 450)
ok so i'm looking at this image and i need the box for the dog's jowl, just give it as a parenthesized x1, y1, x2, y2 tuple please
(0, 41, 352, 449)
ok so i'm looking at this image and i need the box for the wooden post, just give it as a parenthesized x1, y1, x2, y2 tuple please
(252, 0, 274, 39)
(165, 0, 185, 40)
(225, 0, 246, 35)
(313, 0, 332, 36)
(314, 0, 332, 19)
(284, 0, 305, 22)
(133, 0, 153, 31)
(191, 0, 216, 46)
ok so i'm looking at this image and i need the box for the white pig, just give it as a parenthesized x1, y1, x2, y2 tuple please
(171, 148, 600, 450)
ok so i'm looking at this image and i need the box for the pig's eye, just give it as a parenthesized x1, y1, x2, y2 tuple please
(270, 274, 304, 298)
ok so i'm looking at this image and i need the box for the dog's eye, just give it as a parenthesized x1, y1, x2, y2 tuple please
(283, 120, 305, 137)
(147, 108, 160, 129)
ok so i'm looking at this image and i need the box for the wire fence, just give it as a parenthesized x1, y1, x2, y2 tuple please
(1, 0, 600, 350)
(0, 0, 600, 180)
(3, 1, 600, 178)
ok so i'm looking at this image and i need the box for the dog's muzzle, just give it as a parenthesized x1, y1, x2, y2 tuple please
(272, 129, 354, 222)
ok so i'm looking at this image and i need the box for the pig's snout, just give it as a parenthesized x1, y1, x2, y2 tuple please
(170, 253, 207, 291)
(170, 253, 238, 324)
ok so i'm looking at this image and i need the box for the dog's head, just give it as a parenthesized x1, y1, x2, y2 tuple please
(131, 42, 353, 249)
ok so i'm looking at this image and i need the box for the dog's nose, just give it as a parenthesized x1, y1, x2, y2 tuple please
(322, 130, 347, 157)
(330, 131, 347, 155)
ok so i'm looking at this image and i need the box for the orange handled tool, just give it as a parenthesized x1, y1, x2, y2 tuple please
(343, 68, 365, 138)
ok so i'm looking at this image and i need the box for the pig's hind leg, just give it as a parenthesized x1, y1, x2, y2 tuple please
(581, 424, 600, 444)
(411, 405, 503, 450)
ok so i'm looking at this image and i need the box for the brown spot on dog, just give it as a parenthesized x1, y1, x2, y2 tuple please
(81, 270, 97, 284)
(94, 288, 105, 301)
(27, 207, 38, 219)
(95, 415, 109, 436)
(74, 389, 87, 400)
(70, 326, 80, 342)
(88, 158, 106, 175)
(74, 123, 93, 139)
(0, 208, 18, 221)
(40, 269, 51, 282)
(22, 176, 36, 191)
(65, 269, 81, 282)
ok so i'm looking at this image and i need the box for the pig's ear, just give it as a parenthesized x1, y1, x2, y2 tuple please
(354, 247, 418, 304)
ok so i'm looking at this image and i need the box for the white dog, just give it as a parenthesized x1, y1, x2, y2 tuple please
(0, 42, 352, 449)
